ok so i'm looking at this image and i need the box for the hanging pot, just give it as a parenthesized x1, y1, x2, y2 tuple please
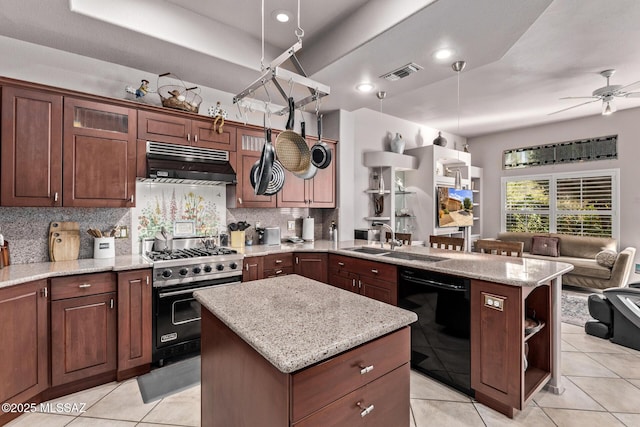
(310, 114, 332, 169)
(275, 97, 310, 173)
(250, 159, 286, 196)
(294, 121, 318, 179)
(254, 121, 274, 195)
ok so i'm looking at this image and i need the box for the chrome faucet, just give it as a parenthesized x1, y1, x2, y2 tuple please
(372, 222, 400, 250)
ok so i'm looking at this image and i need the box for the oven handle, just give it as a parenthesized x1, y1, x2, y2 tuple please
(400, 272, 466, 291)
(158, 281, 241, 298)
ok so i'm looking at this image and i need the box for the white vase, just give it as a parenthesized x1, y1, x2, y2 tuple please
(390, 133, 405, 154)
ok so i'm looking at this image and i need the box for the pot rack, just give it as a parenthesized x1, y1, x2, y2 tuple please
(232, 0, 329, 116)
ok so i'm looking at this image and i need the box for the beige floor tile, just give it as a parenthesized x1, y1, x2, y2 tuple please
(534, 376, 605, 411)
(410, 370, 471, 402)
(569, 376, 640, 413)
(561, 351, 619, 377)
(562, 323, 586, 334)
(44, 381, 119, 415)
(630, 379, 640, 389)
(411, 399, 484, 427)
(587, 352, 640, 379)
(562, 333, 631, 354)
(543, 408, 625, 426)
(474, 403, 555, 426)
(66, 417, 136, 426)
(138, 424, 189, 427)
(80, 379, 159, 422)
(410, 407, 416, 427)
(141, 384, 200, 426)
(5, 412, 75, 427)
(613, 412, 640, 426)
(562, 339, 580, 352)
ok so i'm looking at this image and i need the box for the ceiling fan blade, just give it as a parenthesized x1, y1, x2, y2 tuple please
(624, 92, 640, 98)
(559, 96, 599, 100)
(617, 80, 640, 93)
(548, 99, 601, 115)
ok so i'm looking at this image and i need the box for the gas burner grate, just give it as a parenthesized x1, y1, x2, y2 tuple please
(145, 247, 238, 261)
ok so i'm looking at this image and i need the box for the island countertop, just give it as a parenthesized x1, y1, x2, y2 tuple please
(194, 275, 418, 374)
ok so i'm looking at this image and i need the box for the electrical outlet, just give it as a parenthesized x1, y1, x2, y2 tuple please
(287, 220, 295, 231)
(117, 226, 128, 239)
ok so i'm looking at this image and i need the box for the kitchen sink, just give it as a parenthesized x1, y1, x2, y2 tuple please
(346, 247, 390, 255)
(381, 252, 445, 262)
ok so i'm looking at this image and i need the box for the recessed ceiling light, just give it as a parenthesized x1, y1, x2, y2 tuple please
(433, 48, 454, 60)
(356, 82, 375, 93)
(272, 10, 290, 23)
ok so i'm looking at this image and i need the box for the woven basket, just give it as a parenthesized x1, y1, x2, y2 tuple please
(157, 73, 202, 113)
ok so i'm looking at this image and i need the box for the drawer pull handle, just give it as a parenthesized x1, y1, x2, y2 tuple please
(275, 269, 283, 274)
(275, 259, 283, 264)
(359, 365, 374, 375)
(357, 402, 374, 417)
(371, 269, 379, 274)
(352, 278, 356, 287)
(338, 262, 345, 266)
(54, 192, 59, 202)
(78, 283, 92, 288)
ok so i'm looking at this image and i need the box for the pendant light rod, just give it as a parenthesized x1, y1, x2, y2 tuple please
(452, 60, 466, 136)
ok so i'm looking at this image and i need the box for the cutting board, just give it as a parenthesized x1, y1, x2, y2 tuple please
(49, 222, 80, 262)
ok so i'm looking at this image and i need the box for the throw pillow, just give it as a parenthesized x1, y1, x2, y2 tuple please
(595, 250, 617, 268)
(531, 236, 560, 257)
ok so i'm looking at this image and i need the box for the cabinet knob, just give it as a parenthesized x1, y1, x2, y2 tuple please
(275, 269, 283, 274)
(41, 287, 48, 298)
(187, 133, 191, 142)
(338, 262, 345, 266)
(358, 280, 362, 289)
(371, 269, 379, 274)
(130, 194, 135, 203)
(54, 192, 59, 202)
(352, 278, 356, 287)
(194, 134, 198, 143)
(275, 259, 282, 264)
(356, 402, 374, 417)
(238, 197, 243, 205)
(359, 364, 374, 375)
(78, 283, 92, 288)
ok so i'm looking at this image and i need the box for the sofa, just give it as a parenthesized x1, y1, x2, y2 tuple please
(494, 232, 636, 290)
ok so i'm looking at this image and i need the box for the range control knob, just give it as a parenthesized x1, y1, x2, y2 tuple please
(161, 269, 173, 278)
(193, 266, 202, 274)
(179, 268, 189, 276)
(203, 265, 213, 273)
(216, 264, 224, 271)
(229, 262, 238, 270)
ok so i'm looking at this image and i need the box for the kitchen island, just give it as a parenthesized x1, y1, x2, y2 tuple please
(194, 275, 417, 427)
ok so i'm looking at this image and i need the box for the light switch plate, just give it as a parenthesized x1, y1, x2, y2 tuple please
(287, 220, 295, 231)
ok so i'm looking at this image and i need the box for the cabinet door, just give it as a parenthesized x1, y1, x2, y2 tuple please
(138, 110, 191, 145)
(360, 276, 397, 305)
(192, 118, 237, 151)
(294, 253, 328, 283)
(276, 161, 308, 207)
(243, 256, 264, 282)
(1, 86, 63, 206)
(117, 269, 152, 379)
(309, 141, 336, 208)
(63, 98, 136, 207)
(470, 280, 521, 413)
(51, 292, 117, 386)
(0, 280, 49, 405)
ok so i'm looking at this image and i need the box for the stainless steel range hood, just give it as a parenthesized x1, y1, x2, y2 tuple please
(139, 141, 237, 185)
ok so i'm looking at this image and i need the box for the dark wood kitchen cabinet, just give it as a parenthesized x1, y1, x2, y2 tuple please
(294, 252, 328, 283)
(50, 272, 117, 386)
(328, 254, 397, 305)
(471, 279, 552, 418)
(0, 279, 49, 423)
(263, 253, 294, 278)
(63, 98, 137, 207)
(243, 256, 264, 281)
(1, 86, 63, 206)
(276, 139, 336, 208)
(117, 269, 152, 381)
(137, 110, 237, 152)
(234, 126, 278, 208)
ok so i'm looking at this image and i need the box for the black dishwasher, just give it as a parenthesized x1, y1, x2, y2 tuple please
(399, 267, 473, 396)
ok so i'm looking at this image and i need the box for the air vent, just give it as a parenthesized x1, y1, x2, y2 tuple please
(381, 63, 423, 81)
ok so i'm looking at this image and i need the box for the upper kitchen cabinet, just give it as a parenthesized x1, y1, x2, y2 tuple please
(138, 110, 237, 152)
(63, 98, 137, 207)
(1, 86, 63, 206)
(234, 126, 277, 208)
(277, 136, 336, 208)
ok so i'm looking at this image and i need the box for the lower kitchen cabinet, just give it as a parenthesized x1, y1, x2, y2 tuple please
(50, 272, 117, 386)
(117, 269, 152, 380)
(0, 280, 49, 419)
(243, 256, 264, 281)
(294, 252, 328, 283)
(263, 253, 293, 278)
(328, 254, 397, 305)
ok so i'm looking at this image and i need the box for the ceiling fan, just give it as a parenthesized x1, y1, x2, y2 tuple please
(550, 69, 640, 116)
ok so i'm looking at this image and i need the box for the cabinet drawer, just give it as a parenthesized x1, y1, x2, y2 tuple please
(291, 327, 410, 422)
(355, 258, 397, 281)
(50, 272, 116, 300)
(263, 253, 293, 270)
(328, 254, 357, 273)
(263, 266, 293, 278)
(294, 363, 410, 427)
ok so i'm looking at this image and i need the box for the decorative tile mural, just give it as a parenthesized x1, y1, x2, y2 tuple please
(132, 182, 226, 244)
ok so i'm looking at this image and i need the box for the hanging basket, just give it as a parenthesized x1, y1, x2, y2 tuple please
(157, 72, 202, 113)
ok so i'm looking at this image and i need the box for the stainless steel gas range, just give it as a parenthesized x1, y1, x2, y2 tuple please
(144, 238, 244, 366)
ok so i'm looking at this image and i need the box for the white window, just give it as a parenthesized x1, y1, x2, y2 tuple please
(501, 169, 618, 239)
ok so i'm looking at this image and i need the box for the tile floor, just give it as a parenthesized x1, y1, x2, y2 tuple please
(7, 322, 640, 427)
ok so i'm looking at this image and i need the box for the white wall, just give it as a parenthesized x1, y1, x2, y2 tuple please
(469, 108, 640, 283)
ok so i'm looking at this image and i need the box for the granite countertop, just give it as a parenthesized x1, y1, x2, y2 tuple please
(0, 255, 152, 289)
(236, 239, 574, 287)
(194, 275, 417, 373)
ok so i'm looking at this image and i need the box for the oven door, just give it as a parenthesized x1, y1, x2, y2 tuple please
(153, 278, 240, 362)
